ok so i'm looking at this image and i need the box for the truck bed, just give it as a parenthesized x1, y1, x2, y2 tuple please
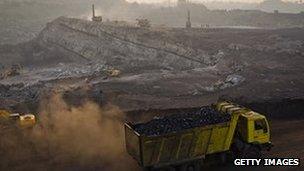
(125, 118, 238, 167)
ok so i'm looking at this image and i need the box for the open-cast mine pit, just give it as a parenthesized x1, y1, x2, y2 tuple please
(0, 1, 304, 169)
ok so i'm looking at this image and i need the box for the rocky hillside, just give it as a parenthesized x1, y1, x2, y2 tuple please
(0, 17, 304, 111)
(1, 17, 232, 71)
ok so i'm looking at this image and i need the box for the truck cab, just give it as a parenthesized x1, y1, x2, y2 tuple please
(238, 112, 270, 145)
(216, 101, 273, 156)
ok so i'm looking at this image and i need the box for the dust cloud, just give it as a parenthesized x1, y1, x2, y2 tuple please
(0, 94, 139, 171)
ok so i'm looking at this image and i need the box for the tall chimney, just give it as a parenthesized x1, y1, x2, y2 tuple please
(186, 9, 192, 28)
(92, 4, 95, 18)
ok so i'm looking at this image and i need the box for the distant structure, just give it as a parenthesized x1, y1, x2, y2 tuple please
(92, 4, 102, 22)
(186, 10, 192, 29)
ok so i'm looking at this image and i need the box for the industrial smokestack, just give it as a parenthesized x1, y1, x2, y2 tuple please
(92, 4, 95, 18)
(186, 9, 192, 28)
(91, 4, 102, 22)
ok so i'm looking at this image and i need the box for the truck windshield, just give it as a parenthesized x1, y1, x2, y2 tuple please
(254, 119, 268, 133)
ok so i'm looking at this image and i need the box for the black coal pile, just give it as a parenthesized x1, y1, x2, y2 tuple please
(134, 106, 231, 136)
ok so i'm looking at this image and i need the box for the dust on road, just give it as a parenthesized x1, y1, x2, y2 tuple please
(0, 94, 138, 171)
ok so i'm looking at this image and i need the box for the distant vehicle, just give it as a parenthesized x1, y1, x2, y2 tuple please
(0, 110, 36, 129)
(107, 69, 121, 77)
(125, 101, 272, 170)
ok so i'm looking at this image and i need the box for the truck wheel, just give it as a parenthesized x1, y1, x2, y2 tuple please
(231, 139, 245, 159)
(179, 163, 189, 171)
(167, 166, 176, 171)
(231, 144, 241, 159)
(193, 161, 202, 171)
(147, 166, 176, 171)
(179, 162, 201, 171)
(219, 153, 227, 164)
(243, 145, 261, 158)
(143, 167, 152, 171)
(159, 166, 176, 171)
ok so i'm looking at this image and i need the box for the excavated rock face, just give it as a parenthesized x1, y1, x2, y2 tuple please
(1, 17, 304, 112)
(36, 17, 221, 71)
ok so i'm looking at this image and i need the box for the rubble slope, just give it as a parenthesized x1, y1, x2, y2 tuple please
(0, 17, 304, 111)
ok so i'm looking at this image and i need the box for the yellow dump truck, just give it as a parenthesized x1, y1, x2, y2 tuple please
(125, 101, 272, 170)
(0, 110, 36, 129)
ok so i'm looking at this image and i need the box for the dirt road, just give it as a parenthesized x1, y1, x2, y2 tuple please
(201, 118, 304, 171)
(0, 113, 303, 171)
(268, 119, 304, 160)
(40, 118, 304, 171)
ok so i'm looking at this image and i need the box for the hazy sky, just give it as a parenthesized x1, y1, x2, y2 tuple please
(126, 0, 297, 3)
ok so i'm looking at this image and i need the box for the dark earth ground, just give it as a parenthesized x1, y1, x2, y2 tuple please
(1, 99, 303, 171)
(7, 117, 304, 171)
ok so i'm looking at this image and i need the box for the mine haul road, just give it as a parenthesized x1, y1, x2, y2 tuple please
(199, 118, 304, 171)
(49, 118, 304, 171)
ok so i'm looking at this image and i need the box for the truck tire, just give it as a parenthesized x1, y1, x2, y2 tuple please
(180, 163, 190, 171)
(243, 145, 261, 158)
(167, 166, 176, 171)
(160, 166, 176, 171)
(231, 143, 242, 159)
(219, 152, 227, 164)
(179, 161, 201, 171)
(144, 166, 176, 171)
(193, 162, 201, 171)
(143, 167, 152, 171)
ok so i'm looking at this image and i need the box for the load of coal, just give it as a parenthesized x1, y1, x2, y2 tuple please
(133, 106, 231, 136)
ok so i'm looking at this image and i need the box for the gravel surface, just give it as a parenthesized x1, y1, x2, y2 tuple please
(134, 106, 231, 136)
